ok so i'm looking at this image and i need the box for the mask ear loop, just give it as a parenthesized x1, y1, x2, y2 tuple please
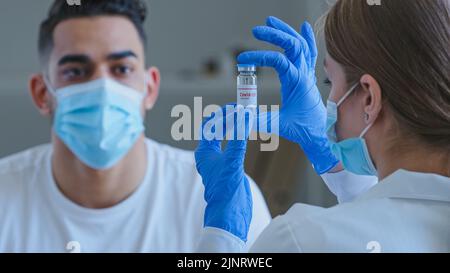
(336, 83, 359, 107)
(336, 82, 374, 138)
(141, 74, 151, 100)
(43, 75, 57, 97)
(41, 75, 59, 118)
(359, 122, 374, 138)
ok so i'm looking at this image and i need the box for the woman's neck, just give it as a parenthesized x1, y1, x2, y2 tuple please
(376, 142, 450, 181)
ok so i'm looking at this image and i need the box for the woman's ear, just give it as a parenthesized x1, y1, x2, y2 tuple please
(360, 74, 382, 125)
(29, 74, 53, 117)
(143, 67, 160, 111)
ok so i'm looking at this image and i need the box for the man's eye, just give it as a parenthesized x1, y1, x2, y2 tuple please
(323, 78, 332, 86)
(112, 65, 133, 76)
(62, 68, 86, 80)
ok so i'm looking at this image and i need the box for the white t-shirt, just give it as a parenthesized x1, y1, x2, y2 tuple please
(0, 138, 271, 253)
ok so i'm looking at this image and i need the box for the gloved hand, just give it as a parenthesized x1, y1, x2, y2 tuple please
(238, 16, 338, 174)
(195, 106, 253, 242)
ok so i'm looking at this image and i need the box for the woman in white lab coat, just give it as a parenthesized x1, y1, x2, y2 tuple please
(195, 0, 450, 252)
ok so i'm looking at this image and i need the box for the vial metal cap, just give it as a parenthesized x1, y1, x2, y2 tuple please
(237, 64, 256, 72)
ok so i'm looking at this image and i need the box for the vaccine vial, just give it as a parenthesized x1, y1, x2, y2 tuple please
(237, 64, 257, 109)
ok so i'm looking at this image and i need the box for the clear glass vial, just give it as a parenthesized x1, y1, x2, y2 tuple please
(237, 64, 257, 108)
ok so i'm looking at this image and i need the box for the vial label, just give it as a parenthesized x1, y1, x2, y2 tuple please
(237, 84, 257, 108)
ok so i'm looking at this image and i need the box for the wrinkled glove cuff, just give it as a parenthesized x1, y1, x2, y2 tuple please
(204, 204, 252, 243)
(303, 142, 339, 175)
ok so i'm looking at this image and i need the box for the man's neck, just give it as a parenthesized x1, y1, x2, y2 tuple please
(51, 135, 148, 209)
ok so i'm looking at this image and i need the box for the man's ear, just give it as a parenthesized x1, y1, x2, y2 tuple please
(29, 74, 53, 117)
(143, 67, 160, 110)
(360, 74, 382, 125)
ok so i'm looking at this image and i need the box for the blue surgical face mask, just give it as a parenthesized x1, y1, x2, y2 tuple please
(45, 77, 146, 170)
(326, 84, 378, 176)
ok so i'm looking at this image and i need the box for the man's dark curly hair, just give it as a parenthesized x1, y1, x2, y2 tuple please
(38, 0, 148, 66)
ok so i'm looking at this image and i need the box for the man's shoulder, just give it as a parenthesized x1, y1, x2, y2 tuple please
(0, 144, 50, 203)
(0, 144, 50, 182)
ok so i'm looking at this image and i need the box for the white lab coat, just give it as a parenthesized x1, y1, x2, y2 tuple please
(198, 169, 450, 253)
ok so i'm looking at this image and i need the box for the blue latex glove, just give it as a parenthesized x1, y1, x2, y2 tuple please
(195, 106, 252, 242)
(238, 16, 338, 174)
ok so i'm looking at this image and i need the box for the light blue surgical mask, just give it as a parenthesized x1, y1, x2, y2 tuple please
(326, 84, 378, 176)
(45, 77, 146, 170)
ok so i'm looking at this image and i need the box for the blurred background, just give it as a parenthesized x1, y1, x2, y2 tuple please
(0, 0, 337, 216)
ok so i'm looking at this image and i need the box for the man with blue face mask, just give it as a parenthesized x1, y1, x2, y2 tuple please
(0, 0, 271, 252)
(44, 77, 147, 170)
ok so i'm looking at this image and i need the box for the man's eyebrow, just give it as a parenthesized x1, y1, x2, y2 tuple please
(58, 54, 91, 66)
(107, 50, 138, 61)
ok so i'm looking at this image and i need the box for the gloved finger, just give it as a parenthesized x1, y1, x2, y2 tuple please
(200, 103, 240, 142)
(225, 107, 251, 164)
(196, 138, 222, 158)
(300, 21, 318, 69)
(232, 106, 254, 141)
(266, 17, 315, 70)
(210, 105, 250, 142)
(266, 16, 301, 40)
(254, 110, 281, 136)
(195, 140, 221, 177)
(225, 139, 247, 168)
(238, 51, 299, 99)
(252, 26, 301, 66)
(237, 51, 295, 80)
(197, 112, 223, 154)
